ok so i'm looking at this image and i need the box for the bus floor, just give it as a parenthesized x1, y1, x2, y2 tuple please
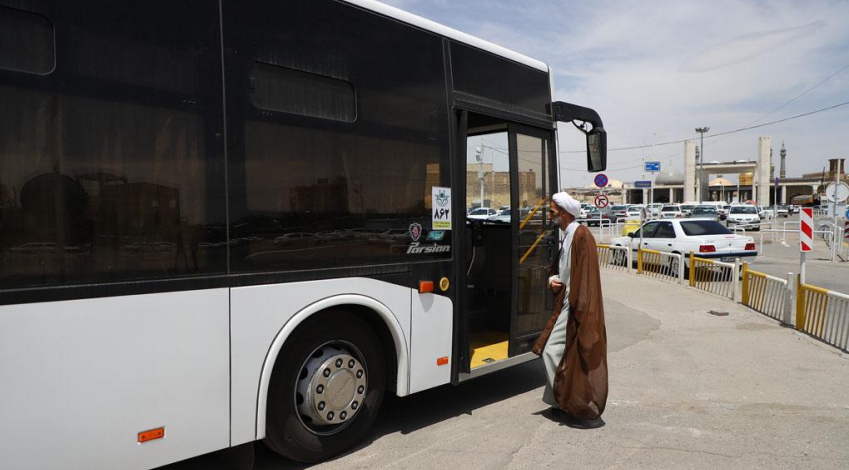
(469, 330, 509, 369)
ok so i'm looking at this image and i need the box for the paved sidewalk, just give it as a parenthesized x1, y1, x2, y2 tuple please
(169, 271, 849, 470)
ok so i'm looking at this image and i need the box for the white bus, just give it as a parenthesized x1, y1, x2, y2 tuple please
(0, 1, 606, 468)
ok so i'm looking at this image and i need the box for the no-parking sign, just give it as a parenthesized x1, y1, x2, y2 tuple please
(594, 173, 608, 188)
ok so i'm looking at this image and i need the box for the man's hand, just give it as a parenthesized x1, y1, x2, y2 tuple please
(550, 279, 564, 293)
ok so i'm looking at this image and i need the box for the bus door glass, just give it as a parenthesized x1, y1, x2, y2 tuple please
(509, 124, 553, 355)
(463, 126, 513, 370)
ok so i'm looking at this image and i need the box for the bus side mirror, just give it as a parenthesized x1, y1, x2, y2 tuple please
(587, 127, 607, 173)
(547, 101, 607, 173)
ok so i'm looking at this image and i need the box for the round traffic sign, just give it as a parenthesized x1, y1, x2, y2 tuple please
(594, 194, 609, 208)
(594, 173, 609, 188)
(825, 182, 849, 202)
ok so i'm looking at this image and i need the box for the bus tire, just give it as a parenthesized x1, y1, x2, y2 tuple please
(264, 310, 386, 463)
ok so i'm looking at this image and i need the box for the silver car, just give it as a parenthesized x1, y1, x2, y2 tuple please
(726, 205, 761, 230)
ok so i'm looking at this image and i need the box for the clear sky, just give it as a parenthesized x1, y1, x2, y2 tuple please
(381, 0, 849, 188)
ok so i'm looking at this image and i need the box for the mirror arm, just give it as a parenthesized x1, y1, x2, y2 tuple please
(547, 101, 604, 130)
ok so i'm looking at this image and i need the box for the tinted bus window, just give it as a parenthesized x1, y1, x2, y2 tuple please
(0, 6, 54, 74)
(251, 62, 356, 122)
(224, 0, 451, 272)
(0, 1, 226, 289)
(451, 42, 550, 116)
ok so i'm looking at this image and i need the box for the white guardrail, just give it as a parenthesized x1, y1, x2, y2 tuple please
(596, 244, 629, 273)
(688, 253, 737, 300)
(797, 284, 849, 352)
(741, 264, 791, 324)
(637, 249, 685, 285)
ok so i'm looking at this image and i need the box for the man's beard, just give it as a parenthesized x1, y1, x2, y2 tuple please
(553, 215, 563, 226)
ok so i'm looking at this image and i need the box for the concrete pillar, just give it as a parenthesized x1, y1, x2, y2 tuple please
(669, 187, 674, 203)
(684, 140, 696, 202)
(781, 186, 787, 205)
(757, 136, 771, 206)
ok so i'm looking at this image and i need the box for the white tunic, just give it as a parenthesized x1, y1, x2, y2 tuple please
(541, 220, 579, 406)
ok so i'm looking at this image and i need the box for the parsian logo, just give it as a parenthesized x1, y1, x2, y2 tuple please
(409, 223, 423, 242)
(406, 242, 450, 254)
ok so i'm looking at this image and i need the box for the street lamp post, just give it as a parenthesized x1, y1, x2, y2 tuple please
(695, 127, 710, 204)
(475, 145, 485, 208)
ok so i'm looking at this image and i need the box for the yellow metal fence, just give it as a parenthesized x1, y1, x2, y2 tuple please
(688, 252, 735, 299)
(741, 262, 789, 323)
(637, 248, 682, 283)
(593, 245, 849, 352)
(796, 283, 849, 352)
(596, 244, 628, 272)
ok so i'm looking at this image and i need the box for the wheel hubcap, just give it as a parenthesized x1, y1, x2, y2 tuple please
(296, 342, 367, 433)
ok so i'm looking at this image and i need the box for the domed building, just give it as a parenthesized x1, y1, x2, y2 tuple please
(622, 166, 686, 204)
(654, 168, 684, 186)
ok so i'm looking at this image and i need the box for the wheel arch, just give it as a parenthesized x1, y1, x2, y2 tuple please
(255, 294, 409, 440)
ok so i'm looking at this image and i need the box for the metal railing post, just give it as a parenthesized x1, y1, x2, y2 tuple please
(733, 258, 741, 302)
(678, 253, 685, 285)
(627, 245, 633, 274)
(795, 274, 804, 331)
(741, 262, 749, 305)
(637, 247, 643, 274)
(688, 251, 695, 287)
(783, 272, 794, 327)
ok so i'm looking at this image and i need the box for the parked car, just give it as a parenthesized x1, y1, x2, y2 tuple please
(274, 232, 315, 246)
(585, 206, 617, 226)
(611, 205, 628, 219)
(726, 205, 761, 230)
(775, 205, 789, 218)
(467, 207, 497, 220)
(660, 205, 684, 219)
(690, 205, 720, 221)
(646, 203, 663, 217)
(610, 219, 757, 272)
(758, 206, 774, 220)
(679, 204, 696, 217)
(626, 205, 643, 218)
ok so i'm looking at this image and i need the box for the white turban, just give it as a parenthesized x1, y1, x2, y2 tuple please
(552, 192, 582, 218)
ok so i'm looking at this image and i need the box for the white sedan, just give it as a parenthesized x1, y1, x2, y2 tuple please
(610, 219, 757, 271)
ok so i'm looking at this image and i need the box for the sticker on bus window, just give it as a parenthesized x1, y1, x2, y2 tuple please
(432, 187, 451, 230)
(426, 231, 445, 242)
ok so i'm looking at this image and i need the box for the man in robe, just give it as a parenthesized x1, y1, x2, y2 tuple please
(533, 192, 607, 427)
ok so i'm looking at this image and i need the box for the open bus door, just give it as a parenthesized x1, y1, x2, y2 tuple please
(453, 109, 556, 380)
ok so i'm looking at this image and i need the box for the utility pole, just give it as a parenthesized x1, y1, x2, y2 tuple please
(695, 127, 710, 204)
(475, 145, 485, 208)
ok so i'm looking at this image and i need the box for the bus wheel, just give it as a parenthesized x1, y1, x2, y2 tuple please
(264, 311, 386, 463)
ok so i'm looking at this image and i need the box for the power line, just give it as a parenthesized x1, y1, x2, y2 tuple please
(559, 99, 849, 154)
(709, 62, 849, 146)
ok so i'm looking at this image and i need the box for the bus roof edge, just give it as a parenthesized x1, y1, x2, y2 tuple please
(341, 0, 549, 73)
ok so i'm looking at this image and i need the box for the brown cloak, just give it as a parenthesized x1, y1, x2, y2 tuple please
(532, 224, 608, 419)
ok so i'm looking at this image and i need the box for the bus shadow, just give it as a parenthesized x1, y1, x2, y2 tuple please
(161, 360, 546, 470)
(252, 359, 546, 469)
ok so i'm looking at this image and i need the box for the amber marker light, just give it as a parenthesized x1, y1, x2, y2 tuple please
(138, 427, 165, 444)
(418, 281, 434, 293)
(437, 356, 449, 366)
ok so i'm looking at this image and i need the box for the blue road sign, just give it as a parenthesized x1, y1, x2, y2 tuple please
(634, 180, 652, 188)
(594, 173, 609, 188)
(645, 161, 661, 173)
(845, 208, 849, 220)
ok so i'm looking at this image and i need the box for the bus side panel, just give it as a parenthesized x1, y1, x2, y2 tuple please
(409, 292, 454, 394)
(230, 278, 412, 445)
(0, 289, 230, 470)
